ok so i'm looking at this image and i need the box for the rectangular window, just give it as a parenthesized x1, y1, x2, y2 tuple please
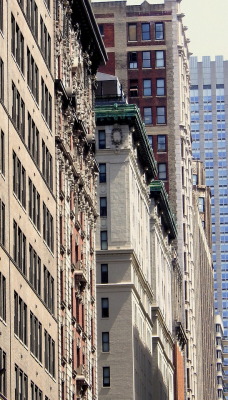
(43, 265, 54, 314)
(101, 298, 109, 318)
(155, 50, 165, 68)
(15, 365, 28, 400)
(100, 197, 107, 217)
(13, 220, 27, 275)
(156, 107, 166, 124)
(99, 163, 106, 183)
(192, 174, 198, 185)
(14, 291, 27, 345)
(158, 163, 167, 180)
(102, 332, 110, 352)
(29, 244, 41, 295)
(31, 382, 43, 400)
(0, 272, 6, 322)
(128, 23, 137, 41)
(103, 366, 110, 387)
(28, 113, 39, 165)
(0, 347, 6, 396)
(156, 78, 165, 96)
(129, 52, 137, 69)
(27, 47, 39, 102)
(143, 79, 152, 96)
(101, 231, 108, 250)
(101, 264, 108, 284)
(141, 23, 150, 40)
(155, 22, 164, 40)
(43, 202, 54, 252)
(11, 15, 24, 74)
(148, 135, 153, 147)
(144, 107, 152, 125)
(0, 0, 3, 33)
(198, 197, 205, 212)
(28, 178, 40, 230)
(0, 57, 4, 102)
(40, 17, 51, 69)
(129, 80, 138, 97)
(42, 140, 53, 190)
(30, 312, 42, 362)
(98, 130, 106, 149)
(142, 51, 151, 68)
(0, 130, 4, 175)
(44, 330, 55, 377)
(0, 199, 5, 247)
(11, 82, 25, 138)
(98, 24, 104, 36)
(26, 0, 38, 39)
(157, 135, 166, 151)
(13, 152, 26, 207)
(41, 78, 52, 130)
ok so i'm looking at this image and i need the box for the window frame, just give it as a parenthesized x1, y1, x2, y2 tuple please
(157, 135, 166, 152)
(156, 78, 165, 96)
(156, 106, 166, 124)
(129, 52, 138, 69)
(98, 130, 106, 149)
(142, 51, 151, 68)
(101, 231, 108, 250)
(155, 50, 165, 68)
(158, 163, 167, 180)
(99, 163, 106, 183)
(143, 79, 152, 96)
(101, 264, 108, 284)
(128, 23, 137, 41)
(155, 22, 164, 40)
(101, 298, 109, 318)
(144, 107, 152, 125)
(102, 332, 110, 352)
(141, 23, 150, 40)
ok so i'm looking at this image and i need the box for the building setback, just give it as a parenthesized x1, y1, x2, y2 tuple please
(92, 0, 196, 398)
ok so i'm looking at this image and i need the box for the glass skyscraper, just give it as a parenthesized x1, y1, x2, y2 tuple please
(190, 55, 228, 398)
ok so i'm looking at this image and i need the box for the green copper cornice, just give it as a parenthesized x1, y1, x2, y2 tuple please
(150, 180, 177, 240)
(95, 103, 157, 181)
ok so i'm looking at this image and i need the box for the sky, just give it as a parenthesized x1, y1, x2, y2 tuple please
(92, 0, 228, 60)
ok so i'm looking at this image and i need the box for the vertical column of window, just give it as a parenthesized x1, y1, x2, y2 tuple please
(13, 220, 26, 275)
(0, 58, 4, 102)
(14, 292, 27, 345)
(0, 272, 6, 322)
(11, 82, 25, 137)
(0, 130, 4, 175)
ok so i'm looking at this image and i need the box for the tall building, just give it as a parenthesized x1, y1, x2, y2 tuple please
(190, 55, 228, 398)
(92, 1, 196, 398)
(0, 1, 106, 400)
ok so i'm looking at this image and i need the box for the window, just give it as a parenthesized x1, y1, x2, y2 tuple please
(44, 330, 55, 377)
(101, 264, 108, 284)
(0, 58, 3, 102)
(99, 163, 106, 183)
(43, 265, 54, 314)
(129, 52, 137, 69)
(13, 152, 26, 208)
(13, 220, 27, 275)
(43, 202, 54, 252)
(102, 332, 109, 352)
(155, 22, 164, 40)
(42, 140, 53, 190)
(15, 365, 28, 400)
(0, 130, 4, 175)
(142, 51, 151, 68)
(148, 135, 153, 147)
(101, 298, 109, 318)
(98, 24, 104, 36)
(26, 0, 38, 39)
(155, 50, 165, 68)
(144, 107, 152, 125)
(0, 0, 3, 33)
(100, 197, 107, 217)
(192, 174, 198, 185)
(11, 15, 24, 74)
(156, 107, 166, 124)
(101, 231, 108, 250)
(28, 178, 40, 230)
(103, 367, 110, 387)
(41, 78, 52, 129)
(14, 291, 27, 345)
(30, 312, 42, 362)
(28, 113, 39, 165)
(141, 23, 150, 40)
(0, 199, 5, 246)
(129, 80, 138, 97)
(143, 79, 152, 96)
(98, 130, 106, 149)
(0, 272, 6, 322)
(31, 382, 43, 400)
(0, 347, 6, 396)
(12, 82, 25, 138)
(128, 23, 137, 41)
(157, 135, 166, 151)
(198, 197, 205, 212)
(29, 244, 41, 295)
(158, 163, 167, 180)
(40, 17, 51, 68)
(27, 47, 39, 102)
(156, 78, 165, 96)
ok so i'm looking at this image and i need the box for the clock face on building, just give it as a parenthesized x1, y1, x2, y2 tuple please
(111, 128, 122, 146)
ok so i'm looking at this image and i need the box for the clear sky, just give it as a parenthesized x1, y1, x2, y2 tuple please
(92, 0, 228, 60)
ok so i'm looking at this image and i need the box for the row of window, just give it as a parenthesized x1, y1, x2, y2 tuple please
(128, 22, 164, 42)
(15, 363, 51, 400)
(132, 78, 165, 96)
(14, 291, 55, 375)
(129, 50, 165, 69)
